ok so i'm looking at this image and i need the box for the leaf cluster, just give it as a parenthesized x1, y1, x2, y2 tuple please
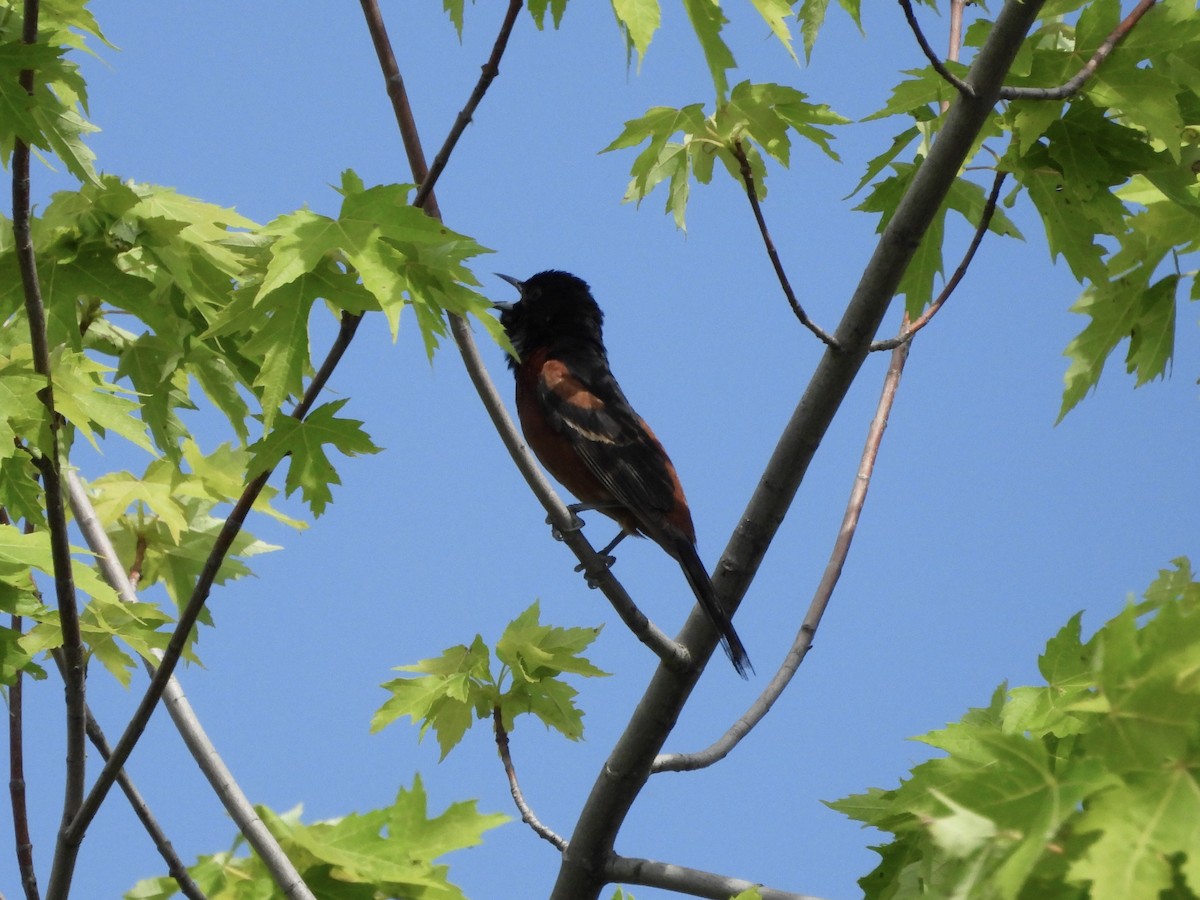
(125, 776, 508, 900)
(600, 0, 1199, 416)
(832, 559, 1200, 900)
(605, 81, 847, 230)
(371, 601, 608, 759)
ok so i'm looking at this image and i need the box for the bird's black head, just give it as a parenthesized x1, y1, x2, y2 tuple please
(494, 270, 605, 368)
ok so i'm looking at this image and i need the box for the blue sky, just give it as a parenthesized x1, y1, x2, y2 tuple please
(8, 3, 1199, 899)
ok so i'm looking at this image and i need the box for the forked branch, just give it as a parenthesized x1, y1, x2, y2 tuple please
(871, 170, 1007, 351)
(1001, 0, 1157, 100)
(656, 333, 912, 772)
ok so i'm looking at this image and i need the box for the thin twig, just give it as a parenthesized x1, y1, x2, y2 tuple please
(13, 3, 87, 897)
(656, 334, 911, 772)
(358, 0, 690, 673)
(1001, 0, 1157, 100)
(66, 471, 313, 900)
(606, 854, 825, 900)
(492, 707, 567, 850)
(899, 0, 974, 97)
(870, 170, 1006, 351)
(730, 141, 838, 348)
(413, 1, 523, 210)
(948, 0, 966, 66)
(8, 611, 40, 900)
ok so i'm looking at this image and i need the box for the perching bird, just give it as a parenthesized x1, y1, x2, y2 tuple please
(493, 270, 752, 678)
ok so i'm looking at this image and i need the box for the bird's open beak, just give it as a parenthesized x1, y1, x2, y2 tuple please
(492, 273, 523, 311)
(496, 273, 523, 292)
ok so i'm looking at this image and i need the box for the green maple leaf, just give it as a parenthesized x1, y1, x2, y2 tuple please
(0, 41, 97, 183)
(1070, 771, 1200, 900)
(246, 399, 380, 518)
(1058, 275, 1178, 420)
(372, 635, 496, 760)
(496, 601, 607, 739)
(496, 601, 606, 681)
(384, 774, 508, 861)
(681, 0, 735, 99)
(612, 0, 661, 69)
(51, 348, 154, 453)
(526, 0, 568, 29)
(112, 497, 279, 609)
(866, 65, 963, 122)
(0, 346, 46, 458)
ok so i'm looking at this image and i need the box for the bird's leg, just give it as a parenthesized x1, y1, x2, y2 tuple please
(546, 502, 622, 541)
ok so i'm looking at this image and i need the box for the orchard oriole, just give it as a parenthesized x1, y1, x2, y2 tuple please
(494, 270, 752, 678)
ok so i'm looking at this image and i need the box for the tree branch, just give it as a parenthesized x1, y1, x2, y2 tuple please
(1001, 0, 1157, 100)
(358, 0, 690, 672)
(12, 3, 87, 897)
(492, 707, 567, 850)
(870, 170, 1006, 351)
(656, 330, 912, 773)
(899, 0, 974, 97)
(66, 471, 314, 900)
(550, 2, 1048, 896)
(730, 140, 838, 347)
(76, 706, 207, 900)
(606, 855, 826, 900)
(57, 190, 369, 898)
(8, 611, 40, 900)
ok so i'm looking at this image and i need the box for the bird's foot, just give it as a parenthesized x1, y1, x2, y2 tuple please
(575, 554, 617, 588)
(547, 509, 585, 542)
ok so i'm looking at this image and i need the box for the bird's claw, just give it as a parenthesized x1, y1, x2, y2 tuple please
(547, 510, 585, 542)
(575, 554, 617, 588)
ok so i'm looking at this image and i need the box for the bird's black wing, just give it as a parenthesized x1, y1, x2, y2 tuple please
(534, 349, 678, 529)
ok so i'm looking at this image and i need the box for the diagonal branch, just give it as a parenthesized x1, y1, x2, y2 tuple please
(731, 140, 838, 347)
(358, 0, 690, 672)
(606, 854, 826, 900)
(899, 0, 974, 97)
(55, 207, 368, 900)
(870, 170, 1006, 351)
(492, 707, 567, 850)
(550, 2, 1048, 897)
(78, 706, 207, 900)
(656, 327, 912, 773)
(66, 471, 314, 900)
(1001, 0, 1157, 100)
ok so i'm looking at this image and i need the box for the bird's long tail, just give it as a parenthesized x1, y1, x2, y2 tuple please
(671, 538, 753, 679)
